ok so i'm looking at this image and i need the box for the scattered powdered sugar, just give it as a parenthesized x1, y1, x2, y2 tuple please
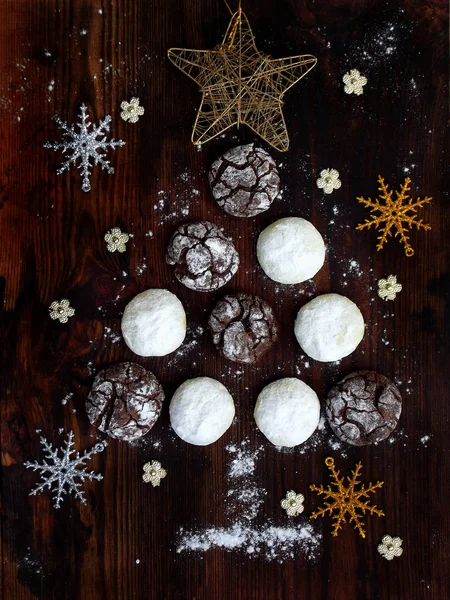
(177, 522, 320, 561)
(227, 440, 262, 478)
(420, 435, 430, 446)
(61, 392, 73, 406)
(176, 440, 321, 561)
(103, 326, 122, 344)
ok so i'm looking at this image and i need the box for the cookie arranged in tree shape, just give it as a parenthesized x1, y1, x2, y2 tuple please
(208, 293, 279, 363)
(209, 143, 280, 217)
(254, 378, 320, 447)
(121, 288, 186, 357)
(169, 377, 235, 446)
(166, 221, 239, 292)
(257, 217, 326, 284)
(326, 370, 402, 446)
(294, 293, 365, 362)
(86, 362, 165, 442)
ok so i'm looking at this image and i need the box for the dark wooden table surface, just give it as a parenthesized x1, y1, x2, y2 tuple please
(1, 0, 448, 598)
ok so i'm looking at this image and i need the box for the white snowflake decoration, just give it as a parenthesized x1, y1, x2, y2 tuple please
(44, 104, 125, 192)
(24, 431, 107, 509)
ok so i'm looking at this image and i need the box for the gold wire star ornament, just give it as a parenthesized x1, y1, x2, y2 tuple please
(356, 175, 431, 257)
(167, 3, 317, 151)
(310, 457, 384, 538)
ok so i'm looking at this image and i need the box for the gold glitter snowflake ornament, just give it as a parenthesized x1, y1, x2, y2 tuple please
(357, 175, 431, 257)
(310, 457, 384, 538)
(378, 534, 403, 560)
(281, 490, 305, 517)
(104, 227, 129, 253)
(142, 461, 167, 487)
(120, 98, 145, 123)
(49, 299, 75, 323)
(378, 275, 402, 301)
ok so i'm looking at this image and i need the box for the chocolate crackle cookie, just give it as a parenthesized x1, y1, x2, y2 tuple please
(166, 221, 239, 292)
(209, 143, 280, 217)
(208, 293, 279, 363)
(326, 370, 402, 446)
(86, 362, 164, 442)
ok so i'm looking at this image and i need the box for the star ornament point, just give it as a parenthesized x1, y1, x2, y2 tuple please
(168, 10, 317, 151)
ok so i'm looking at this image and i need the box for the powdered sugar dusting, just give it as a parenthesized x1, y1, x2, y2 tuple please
(176, 441, 321, 561)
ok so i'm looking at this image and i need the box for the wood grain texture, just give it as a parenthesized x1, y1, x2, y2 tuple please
(0, 0, 448, 598)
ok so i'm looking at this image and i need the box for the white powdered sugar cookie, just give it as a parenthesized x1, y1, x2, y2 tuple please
(121, 289, 186, 357)
(294, 293, 365, 362)
(257, 217, 326, 284)
(169, 377, 235, 445)
(254, 378, 320, 447)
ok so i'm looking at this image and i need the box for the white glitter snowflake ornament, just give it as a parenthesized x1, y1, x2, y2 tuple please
(24, 431, 107, 509)
(142, 461, 167, 487)
(316, 168, 342, 194)
(378, 534, 403, 560)
(378, 275, 402, 301)
(281, 490, 305, 517)
(49, 298, 75, 323)
(120, 97, 145, 123)
(44, 104, 125, 192)
(104, 227, 129, 253)
(343, 69, 367, 95)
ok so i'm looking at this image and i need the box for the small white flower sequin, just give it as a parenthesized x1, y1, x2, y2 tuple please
(49, 299, 75, 323)
(343, 69, 367, 95)
(142, 461, 167, 487)
(281, 490, 305, 517)
(120, 97, 145, 123)
(316, 168, 342, 194)
(378, 535, 403, 560)
(104, 227, 129, 253)
(378, 275, 402, 301)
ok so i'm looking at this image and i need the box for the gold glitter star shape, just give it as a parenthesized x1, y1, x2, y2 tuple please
(310, 457, 384, 538)
(49, 298, 75, 323)
(167, 8, 317, 151)
(281, 490, 305, 517)
(142, 461, 167, 487)
(356, 175, 431, 257)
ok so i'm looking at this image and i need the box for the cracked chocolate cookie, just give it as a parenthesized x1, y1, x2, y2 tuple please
(209, 143, 280, 217)
(325, 370, 402, 446)
(166, 221, 239, 292)
(86, 362, 164, 442)
(208, 293, 279, 363)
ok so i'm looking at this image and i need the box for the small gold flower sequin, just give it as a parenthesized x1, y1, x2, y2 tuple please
(104, 227, 129, 253)
(378, 275, 402, 301)
(281, 490, 305, 517)
(49, 299, 75, 323)
(343, 69, 367, 95)
(142, 461, 167, 487)
(378, 535, 403, 560)
(316, 168, 342, 194)
(120, 98, 145, 123)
